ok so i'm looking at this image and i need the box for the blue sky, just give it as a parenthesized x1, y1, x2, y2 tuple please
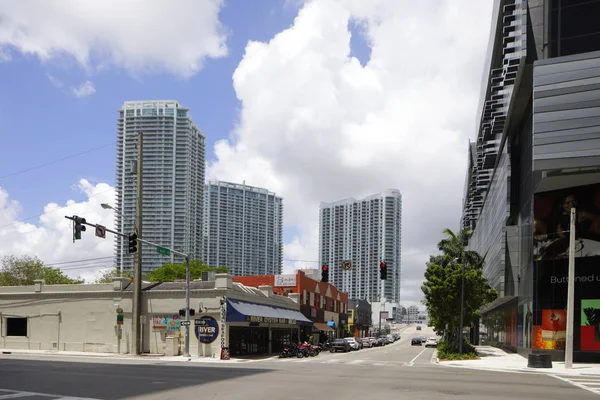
(0, 0, 371, 244)
(0, 1, 293, 225)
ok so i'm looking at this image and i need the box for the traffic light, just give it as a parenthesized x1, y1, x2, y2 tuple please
(128, 233, 138, 254)
(321, 265, 329, 283)
(380, 262, 387, 280)
(73, 216, 86, 240)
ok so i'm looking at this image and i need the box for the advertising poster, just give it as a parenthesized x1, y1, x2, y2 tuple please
(534, 183, 600, 260)
(581, 299, 600, 351)
(532, 309, 567, 350)
(152, 314, 181, 331)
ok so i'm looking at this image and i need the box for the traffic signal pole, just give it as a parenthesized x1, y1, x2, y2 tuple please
(133, 131, 143, 355)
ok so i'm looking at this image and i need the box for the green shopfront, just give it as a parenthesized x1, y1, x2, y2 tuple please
(226, 299, 313, 356)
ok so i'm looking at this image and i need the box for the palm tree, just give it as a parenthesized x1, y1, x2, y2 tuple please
(437, 228, 484, 269)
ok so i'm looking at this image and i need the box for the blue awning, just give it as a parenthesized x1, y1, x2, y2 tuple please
(326, 321, 336, 329)
(227, 299, 312, 326)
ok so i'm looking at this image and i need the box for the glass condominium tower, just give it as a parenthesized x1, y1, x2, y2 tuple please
(203, 180, 283, 276)
(115, 100, 205, 273)
(319, 190, 402, 304)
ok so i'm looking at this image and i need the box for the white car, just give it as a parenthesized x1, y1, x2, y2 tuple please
(424, 338, 438, 348)
(344, 337, 360, 350)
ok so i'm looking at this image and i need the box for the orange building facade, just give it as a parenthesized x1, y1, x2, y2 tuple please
(233, 270, 349, 342)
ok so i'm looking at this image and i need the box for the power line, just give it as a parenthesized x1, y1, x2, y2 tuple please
(44, 256, 114, 267)
(0, 142, 116, 181)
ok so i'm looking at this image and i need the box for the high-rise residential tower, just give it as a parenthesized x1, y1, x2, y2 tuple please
(319, 190, 402, 304)
(115, 100, 205, 272)
(203, 181, 283, 276)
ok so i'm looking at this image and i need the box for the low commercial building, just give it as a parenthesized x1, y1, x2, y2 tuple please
(348, 299, 371, 337)
(0, 274, 311, 358)
(233, 270, 349, 342)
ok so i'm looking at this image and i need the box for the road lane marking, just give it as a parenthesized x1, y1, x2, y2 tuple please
(409, 347, 428, 366)
(348, 360, 364, 364)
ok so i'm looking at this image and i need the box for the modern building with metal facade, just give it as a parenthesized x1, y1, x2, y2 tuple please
(115, 100, 205, 273)
(461, 0, 600, 362)
(319, 190, 402, 305)
(203, 181, 283, 276)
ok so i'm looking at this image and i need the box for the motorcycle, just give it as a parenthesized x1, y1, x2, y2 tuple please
(279, 343, 299, 358)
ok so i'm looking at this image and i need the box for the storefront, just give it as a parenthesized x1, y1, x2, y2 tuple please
(226, 298, 312, 356)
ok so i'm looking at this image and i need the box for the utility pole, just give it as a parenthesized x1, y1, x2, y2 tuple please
(565, 207, 576, 369)
(184, 255, 191, 357)
(132, 131, 143, 355)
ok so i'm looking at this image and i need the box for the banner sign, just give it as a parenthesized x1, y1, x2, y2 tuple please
(245, 315, 296, 324)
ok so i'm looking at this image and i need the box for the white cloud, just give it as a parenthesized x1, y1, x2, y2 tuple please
(0, 180, 116, 282)
(0, 0, 227, 78)
(71, 80, 96, 98)
(46, 73, 63, 88)
(207, 0, 494, 305)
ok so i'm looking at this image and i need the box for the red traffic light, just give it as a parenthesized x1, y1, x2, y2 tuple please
(322, 265, 328, 271)
(380, 262, 387, 269)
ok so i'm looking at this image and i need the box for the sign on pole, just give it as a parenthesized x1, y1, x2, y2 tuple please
(95, 225, 106, 239)
(156, 246, 170, 256)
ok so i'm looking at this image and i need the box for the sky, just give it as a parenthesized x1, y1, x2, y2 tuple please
(0, 0, 494, 306)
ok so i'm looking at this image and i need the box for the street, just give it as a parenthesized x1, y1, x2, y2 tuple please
(0, 326, 594, 399)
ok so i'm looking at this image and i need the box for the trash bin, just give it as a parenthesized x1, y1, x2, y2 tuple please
(165, 336, 180, 356)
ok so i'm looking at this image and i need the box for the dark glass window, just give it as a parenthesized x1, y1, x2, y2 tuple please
(550, 0, 600, 57)
(6, 317, 27, 337)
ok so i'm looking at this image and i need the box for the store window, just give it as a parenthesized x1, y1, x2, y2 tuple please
(6, 317, 27, 337)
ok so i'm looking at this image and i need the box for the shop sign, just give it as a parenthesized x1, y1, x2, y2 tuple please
(152, 314, 181, 331)
(194, 316, 219, 344)
(245, 316, 296, 324)
(274, 274, 296, 287)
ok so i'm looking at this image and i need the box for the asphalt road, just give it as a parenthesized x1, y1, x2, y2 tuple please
(0, 326, 595, 399)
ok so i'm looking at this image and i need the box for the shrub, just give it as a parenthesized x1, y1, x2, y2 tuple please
(436, 338, 478, 360)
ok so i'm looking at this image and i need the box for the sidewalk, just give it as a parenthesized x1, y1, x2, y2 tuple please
(0, 348, 260, 364)
(436, 346, 600, 377)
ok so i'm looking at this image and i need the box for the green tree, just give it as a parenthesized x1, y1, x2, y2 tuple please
(147, 260, 228, 282)
(421, 229, 497, 351)
(0, 255, 84, 286)
(94, 267, 132, 284)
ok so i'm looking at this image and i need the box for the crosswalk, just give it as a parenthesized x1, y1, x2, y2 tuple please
(273, 357, 408, 367)
(552, 374, 600, 395)
(0, 389, 100, 400)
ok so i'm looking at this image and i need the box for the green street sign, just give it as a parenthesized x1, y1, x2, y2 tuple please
(156, 247, 170, 256)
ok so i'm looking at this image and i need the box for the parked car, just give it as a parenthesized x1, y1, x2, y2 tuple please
(361, 338, 372, 348)
(368, 337, 378, 347)
(416, 325, 422, 330)
(411, 337, 422, 346)
(425, 338, 438, 348)
(330, 338, 351, 352)
(344, 337, 360, 350)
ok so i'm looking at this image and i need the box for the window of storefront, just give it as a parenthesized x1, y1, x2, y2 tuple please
(229, 327, 269, 356)
(271, 328, 295, 353)
(6, 317, 27, 337)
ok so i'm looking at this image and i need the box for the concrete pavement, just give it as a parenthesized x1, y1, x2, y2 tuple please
(0, 325, 598, 398)
(0, 353, 594, 399)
